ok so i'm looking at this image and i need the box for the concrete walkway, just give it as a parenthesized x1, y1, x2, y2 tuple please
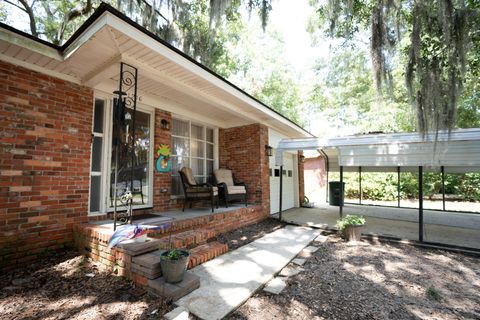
(175, 225, 319, 319)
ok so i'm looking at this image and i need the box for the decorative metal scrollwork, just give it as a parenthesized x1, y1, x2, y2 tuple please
(113, 63, 138, 231)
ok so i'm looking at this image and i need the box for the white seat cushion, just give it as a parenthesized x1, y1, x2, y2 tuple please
(226, 185, 246, 195)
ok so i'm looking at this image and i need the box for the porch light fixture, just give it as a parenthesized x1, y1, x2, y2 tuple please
(161, 119, 170, 130)
(265, 145, 273, 157)
(299, 154, 306, 163)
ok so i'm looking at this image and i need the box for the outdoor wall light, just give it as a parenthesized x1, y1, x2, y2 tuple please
(161, 119, 170, 130)
(299, 154, 306, 163)
(265, 145, 273, 157)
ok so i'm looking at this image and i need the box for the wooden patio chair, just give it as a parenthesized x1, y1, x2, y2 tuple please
(213, 169, 247, 207)
(179, 167, 218, 212)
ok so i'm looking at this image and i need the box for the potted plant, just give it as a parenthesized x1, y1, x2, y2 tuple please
(160, 249, 190, 283)
(159, 226, 190, 283)
(336, 214, 366, 242)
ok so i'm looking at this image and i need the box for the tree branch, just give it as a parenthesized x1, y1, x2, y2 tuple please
(57, 0, 93, 44)
(16, 0, 37, 37)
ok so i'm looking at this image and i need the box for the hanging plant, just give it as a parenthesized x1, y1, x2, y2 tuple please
(156, 144, 172, 172)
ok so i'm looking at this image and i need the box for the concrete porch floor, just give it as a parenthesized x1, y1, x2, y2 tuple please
(275, 204, 480, 250)
(91, 204, 251, 229)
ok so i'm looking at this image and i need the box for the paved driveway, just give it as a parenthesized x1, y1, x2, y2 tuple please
(275, 204, 480, 250)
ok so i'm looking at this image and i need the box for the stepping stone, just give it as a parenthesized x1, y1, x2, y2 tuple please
(314, 235, 329, 243)
(292, 258, 306, 266)
(164, 306, 189, 320)
(279, 264, 304, 277)
(148, 272, 200, 301)
(263, 277, 287, 295)
(303, 245, 319, 253)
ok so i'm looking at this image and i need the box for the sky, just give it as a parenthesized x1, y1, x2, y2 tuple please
(269, 0, 318, 71)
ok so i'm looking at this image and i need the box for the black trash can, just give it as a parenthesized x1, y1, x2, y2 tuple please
(329, 181, 345, 206)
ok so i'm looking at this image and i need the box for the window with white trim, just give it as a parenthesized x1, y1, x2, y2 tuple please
(171, 118, 215, 197)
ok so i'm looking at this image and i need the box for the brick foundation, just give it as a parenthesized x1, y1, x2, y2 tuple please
(73, 205, 265, 285)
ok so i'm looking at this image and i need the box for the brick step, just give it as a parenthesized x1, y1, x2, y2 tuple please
(130, 241, 228, 287)
(188, 241, 229, 269)
(155, 228, 218, 250)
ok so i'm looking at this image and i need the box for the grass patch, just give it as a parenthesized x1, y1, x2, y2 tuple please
(426, 285, 442, 301)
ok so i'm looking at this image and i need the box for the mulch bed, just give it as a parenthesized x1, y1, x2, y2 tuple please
(216, 218, 286, 250)
(229, 234, 480, 320)
(0, 250, 172, 320)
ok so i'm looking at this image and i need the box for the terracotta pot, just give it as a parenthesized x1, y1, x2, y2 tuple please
(343, 225, 363, 242)
(160, 250, 190, 283)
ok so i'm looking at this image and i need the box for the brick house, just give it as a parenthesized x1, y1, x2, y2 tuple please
(0, 3, 311, 269)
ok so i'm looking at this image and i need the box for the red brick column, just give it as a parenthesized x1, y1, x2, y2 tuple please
(218, 124, 270, 215)
(0, 61, 93, 268)
(152, 109, 172, 211)
(298, 151, 305, 205)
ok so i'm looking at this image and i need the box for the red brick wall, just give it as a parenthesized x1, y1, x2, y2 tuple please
(218, 123, 270, 215)
(0, 61, 93, 268)
(298, 151, 305, 205)
(304, 156, 327, 203)
(153, 109, 172, 210)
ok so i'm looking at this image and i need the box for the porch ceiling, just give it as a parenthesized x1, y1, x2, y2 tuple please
(0, 6, 311, 138)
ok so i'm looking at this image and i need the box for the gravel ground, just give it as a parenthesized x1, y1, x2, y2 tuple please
(229, 235, 480, 320)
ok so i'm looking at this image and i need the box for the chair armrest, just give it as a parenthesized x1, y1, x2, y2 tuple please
(216, 182, 228, 195)
(196, 182, 209, 187)
(234, 181, 246, 187)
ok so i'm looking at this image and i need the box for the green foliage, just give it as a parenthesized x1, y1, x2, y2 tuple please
(336, 214, 365, 230)
(254, 71, 303, 125)
(332, 171, 480, 202)
(228, 24, 305, 126)
(310, 47, 415, 134)
(426, 285, 442, 301)
(162, 249, 187, 261)
(308, 0, 480, 133)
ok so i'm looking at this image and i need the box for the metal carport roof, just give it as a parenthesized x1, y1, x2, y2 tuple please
(275, 128, 480, 173)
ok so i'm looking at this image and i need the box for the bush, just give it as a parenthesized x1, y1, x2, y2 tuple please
(328, 171, 480, 202)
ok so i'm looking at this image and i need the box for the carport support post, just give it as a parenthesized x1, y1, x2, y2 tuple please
(339, 165, 344, 218)
(419, 166, 424, 242)
(359, 166, 362, 205)
(441, 166, 446, 211)
(397, 166, 401, 207)
(279, 165, 283, 221)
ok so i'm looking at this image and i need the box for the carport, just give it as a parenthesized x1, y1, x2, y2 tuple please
(274, 128, 480, 244)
